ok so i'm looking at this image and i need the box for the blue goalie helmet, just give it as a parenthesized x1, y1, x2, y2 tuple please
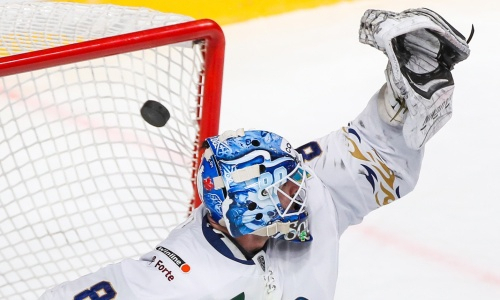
(197, 129, 312, 242)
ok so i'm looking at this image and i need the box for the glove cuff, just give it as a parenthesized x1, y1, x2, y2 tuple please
(377, 82, 407, 127)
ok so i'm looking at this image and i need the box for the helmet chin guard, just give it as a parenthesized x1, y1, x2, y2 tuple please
(197, 129, 312, 242)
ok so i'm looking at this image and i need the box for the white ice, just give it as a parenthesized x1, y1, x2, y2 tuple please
(220, 0, 500, 299)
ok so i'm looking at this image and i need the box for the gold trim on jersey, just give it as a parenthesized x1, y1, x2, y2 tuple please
(342, 127, 398, 206)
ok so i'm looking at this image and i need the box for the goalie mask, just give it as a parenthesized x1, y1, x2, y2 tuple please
(197, 129, 312, 242)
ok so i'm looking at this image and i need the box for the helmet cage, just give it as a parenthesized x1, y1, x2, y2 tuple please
(265, 165, 310, 218)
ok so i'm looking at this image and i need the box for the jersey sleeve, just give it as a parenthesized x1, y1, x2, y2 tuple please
(38, 221, 199, 300)
(38, 261, 132, 300)
(297, 86, 424, 234)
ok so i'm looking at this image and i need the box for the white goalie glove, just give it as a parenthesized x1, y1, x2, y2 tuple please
(359, 8, 472, 149)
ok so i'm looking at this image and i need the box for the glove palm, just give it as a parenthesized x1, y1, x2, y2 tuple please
(360, 8, 471, 149)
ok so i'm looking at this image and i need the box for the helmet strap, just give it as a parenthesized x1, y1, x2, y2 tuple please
(218, 128, 245, 142)
(231, 164, 265, 183)
(252, 222, 292, 237)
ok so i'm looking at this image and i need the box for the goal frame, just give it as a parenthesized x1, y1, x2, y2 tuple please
(0, 19, 225, 209)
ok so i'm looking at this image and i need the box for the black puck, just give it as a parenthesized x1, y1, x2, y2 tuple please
(140, 100, 170, 127)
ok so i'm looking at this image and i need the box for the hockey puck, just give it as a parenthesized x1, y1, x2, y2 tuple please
(140, 100, 170, 127)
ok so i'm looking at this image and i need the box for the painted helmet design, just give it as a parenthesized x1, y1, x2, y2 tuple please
(197, 129, 312, 242)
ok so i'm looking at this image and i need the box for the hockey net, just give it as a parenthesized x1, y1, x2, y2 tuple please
(0, 2, 224, 299)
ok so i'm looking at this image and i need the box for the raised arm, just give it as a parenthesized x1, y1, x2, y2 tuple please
(298, 8, 471, 233)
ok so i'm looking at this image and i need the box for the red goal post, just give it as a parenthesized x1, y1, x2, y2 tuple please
(0, 2, 224, 299)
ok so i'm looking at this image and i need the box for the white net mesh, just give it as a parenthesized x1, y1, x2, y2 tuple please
(0, 2, 216, 299)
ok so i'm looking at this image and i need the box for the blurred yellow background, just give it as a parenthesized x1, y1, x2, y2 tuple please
(55, 0, 347, 25)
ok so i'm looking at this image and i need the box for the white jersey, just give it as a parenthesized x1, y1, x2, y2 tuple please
(270, 88, 423, 299)
(40, 205, 283, 299)
(40, 88, 424, 299)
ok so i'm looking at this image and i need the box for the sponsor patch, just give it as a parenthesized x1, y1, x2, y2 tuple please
(154, 259, 175, 281)
(156, 246, 191, 273)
